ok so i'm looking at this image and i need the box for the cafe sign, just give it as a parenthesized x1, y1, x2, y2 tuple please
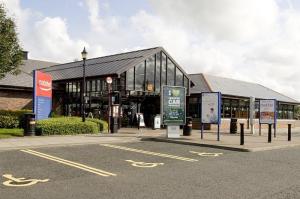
(161, 86, 186, 125)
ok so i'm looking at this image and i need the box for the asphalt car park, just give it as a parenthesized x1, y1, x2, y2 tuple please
(1, 141, 300, 199)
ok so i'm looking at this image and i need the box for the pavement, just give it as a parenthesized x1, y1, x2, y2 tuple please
(1, 127, 300, 152)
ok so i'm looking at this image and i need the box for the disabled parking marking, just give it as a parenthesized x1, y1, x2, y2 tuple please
(189, 151, 223, 157)
(2, 174, 49, 187)
(20, 149, 116, 177)
(100, 144, 198, 162)
(125, 160, 164, 168)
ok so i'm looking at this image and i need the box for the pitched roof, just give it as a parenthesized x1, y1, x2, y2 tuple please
(0, 59, 57, 89)
(189, 73, 299, 104)
(41, 47, 190, 81)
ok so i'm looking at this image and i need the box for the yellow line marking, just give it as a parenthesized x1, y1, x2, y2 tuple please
(189, 151, 223, 157)
(3, 174, 49, 187)
(100, 144, 198, 162)
(125, 160, 164, 168)
(20, 149, 116, 177)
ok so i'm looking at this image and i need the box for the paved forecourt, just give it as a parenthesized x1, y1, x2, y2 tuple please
(3, 141, 300, 199)
(0, 141, 232, 199)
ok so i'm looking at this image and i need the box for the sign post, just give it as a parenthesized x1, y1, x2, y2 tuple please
(249, 96, 255, 134)
(201, 92, 221, 141)
(161, 86, 186, 138)
(33, 70, 52, 120)
(259, 99, 276, 140)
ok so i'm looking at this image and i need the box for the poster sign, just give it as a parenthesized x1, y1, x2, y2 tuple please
(259, 99, 276, 124)
(34, 70, 52, 120)
(201, 92, 221, 124)
(161, 86, 186, 125)
(136, 113, 145, 127)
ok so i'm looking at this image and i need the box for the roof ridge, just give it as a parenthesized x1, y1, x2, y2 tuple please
(257, 83, 298, 102)
(39, 46, 161, 71)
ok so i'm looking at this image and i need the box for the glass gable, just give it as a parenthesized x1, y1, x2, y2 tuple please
(167, 58, 175, 86)
(146, 55, 155, 92)
(155, 52, 161, 93)
(175, 67, 183, 86)
(126, 67, 134, 90)
(135, 61, 145, 91)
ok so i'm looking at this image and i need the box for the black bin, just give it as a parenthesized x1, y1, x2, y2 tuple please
(23, 113, 36, 136)
(183, 117, 192, 136)
(230, 118, 237, 134)
(110, 117, 118, 133)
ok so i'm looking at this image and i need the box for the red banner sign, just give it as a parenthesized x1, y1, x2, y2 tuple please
(35, 71, 52, 98)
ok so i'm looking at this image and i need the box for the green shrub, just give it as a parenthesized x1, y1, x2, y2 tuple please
(0, 110, 32, 128)
(36, 117, 101, 135)
(86, 118, 108, 132)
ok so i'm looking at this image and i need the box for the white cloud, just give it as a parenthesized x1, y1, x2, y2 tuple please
(1, 0, 300, 101)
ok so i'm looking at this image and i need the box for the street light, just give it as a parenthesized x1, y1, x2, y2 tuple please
(81, 47, 87, 122)
(106, 76, 112, 133)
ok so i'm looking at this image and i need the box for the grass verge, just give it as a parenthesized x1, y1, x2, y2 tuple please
(0, 128, 23, 139)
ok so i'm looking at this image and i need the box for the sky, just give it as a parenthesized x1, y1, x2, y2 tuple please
(1, 0, 300, 101)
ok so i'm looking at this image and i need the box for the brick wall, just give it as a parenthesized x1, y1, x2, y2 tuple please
(0, 90, 33, 110)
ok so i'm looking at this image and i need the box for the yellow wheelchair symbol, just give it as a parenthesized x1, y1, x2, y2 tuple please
(189, 151, 223, 157)
(125, 160, 164, 168)
(2, 174, 49, 187)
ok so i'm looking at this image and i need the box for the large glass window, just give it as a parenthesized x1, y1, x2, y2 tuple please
(167, 58, 175, 86)
(155, 52, 161, 93)
(126, 67, 134, 90)
(135, 62, 145, 91)
(161, 53, 167, 86)
(175, 67, 183, 86)
(223, 99, 231, 118)
(184, 76, 189, 94)
(146, 55, 155, 92)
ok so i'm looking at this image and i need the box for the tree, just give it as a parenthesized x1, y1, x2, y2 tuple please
(0, 3, 23, 79)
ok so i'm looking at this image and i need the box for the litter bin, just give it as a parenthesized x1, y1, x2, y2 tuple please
(110, 117, 118, 133)
(183, 117, 192, 136)
(230, 118, 237, 134)
(23, 113, 36, 136)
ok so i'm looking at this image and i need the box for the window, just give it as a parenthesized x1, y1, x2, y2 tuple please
(91, 80, 96, 91)
(175, 67, 183, 86)
(146, 55, 155, 92)
(167, 58, 175, 86)
(223, 99, 231, 118)
(126, 67, 134, 90)
(135, 62, 145, 91)
(97, 80, 101, 91)
(184, 76, 189, 94)
(155, 52, 161, 93)
(161, 52, 167, 86)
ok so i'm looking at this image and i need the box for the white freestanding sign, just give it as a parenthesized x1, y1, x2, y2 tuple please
(259, 99, 276, 124)
(201, 93, 220, 124)
(201, 92, 221, 141)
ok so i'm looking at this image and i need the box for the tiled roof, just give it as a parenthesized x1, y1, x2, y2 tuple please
(0, 59, 57, 88)
(41, 47, 190, 81)
(189, 73, 299, 104)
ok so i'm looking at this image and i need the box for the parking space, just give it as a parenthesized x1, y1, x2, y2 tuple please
(2, 141, 270, 199)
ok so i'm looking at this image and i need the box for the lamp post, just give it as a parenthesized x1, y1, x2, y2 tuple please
(81, 47, 87, 122)
(106, 77, 112, 133)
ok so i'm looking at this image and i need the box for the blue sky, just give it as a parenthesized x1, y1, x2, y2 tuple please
(1, 0, 300, 100)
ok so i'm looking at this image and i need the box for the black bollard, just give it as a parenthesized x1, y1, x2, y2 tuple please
(240, 123, 244, 145)
(288, 124, 291, 141)
(268, 124, 272, 143)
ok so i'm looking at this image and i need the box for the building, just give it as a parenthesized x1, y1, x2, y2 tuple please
(41, 47, 191, 127)
(189, 73, 299, 129)
(0, 52, 57, 110)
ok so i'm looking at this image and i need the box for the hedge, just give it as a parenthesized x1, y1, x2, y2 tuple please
(86, 118, 108, 132)
(36, 117, 108, 135)
(0, 110, 32, 128)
